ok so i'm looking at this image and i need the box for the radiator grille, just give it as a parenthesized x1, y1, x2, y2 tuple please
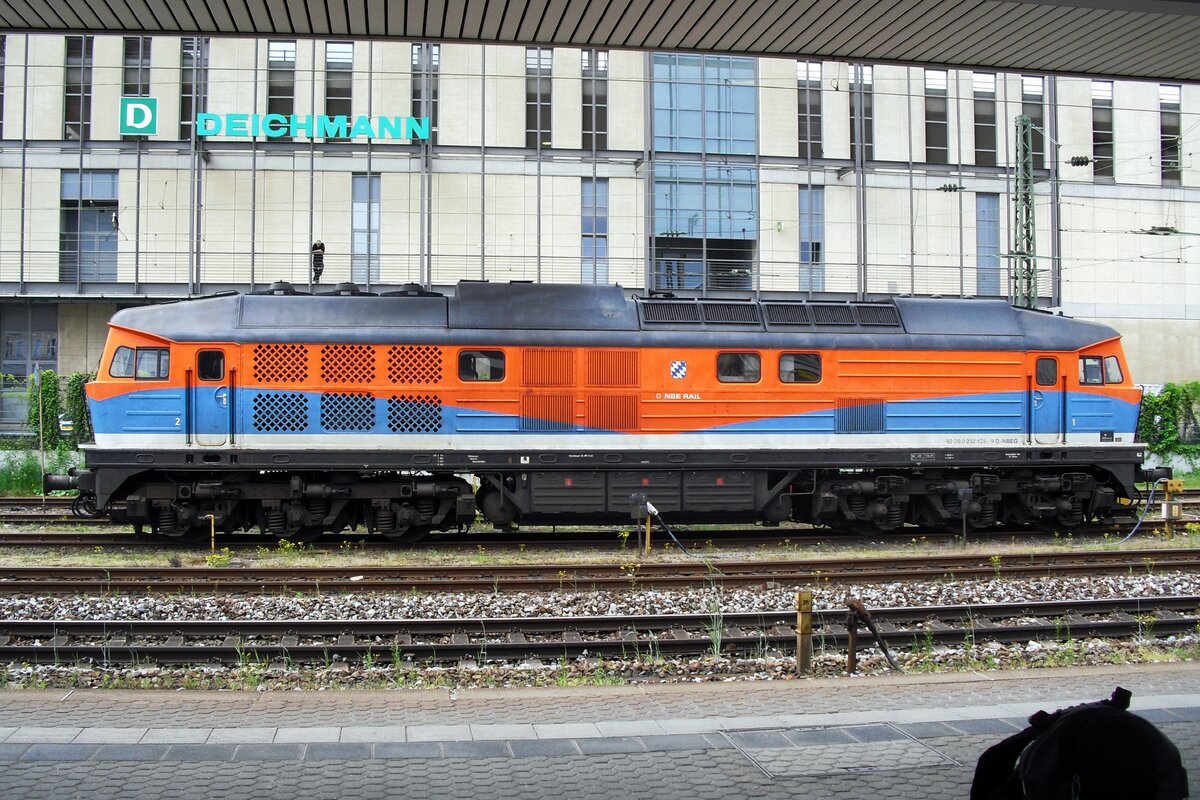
(523, 349, 574, 386)
(587, 350, 639, 387)
(387, 394, 443, 433)
(321, 345, 376, 384)
(641, 301, 701, 323)
(812, 305, 856, 325)
(764, 304, 812, 325)
(320, 392, 376, 431)
(520, 394, 573, 430)
(856, 305, 902, 326)
(252, 344, 308, 383)
(388, 345, 442, 384)
(252, 392, 309, 432)
(701, 302, 761, 324)
(835, 397, 886, 434)
(587, 395, 639, 431)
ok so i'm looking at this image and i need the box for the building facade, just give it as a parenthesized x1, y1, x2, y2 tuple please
(0, 33, 1197, 425)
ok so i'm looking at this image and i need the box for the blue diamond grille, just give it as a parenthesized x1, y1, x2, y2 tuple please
(321, 392, 376, 431)
(252, 392, 309, 432)
(387, 394, 443, 433)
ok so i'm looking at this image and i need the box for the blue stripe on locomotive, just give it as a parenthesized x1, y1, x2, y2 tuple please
(89, 389, 1139, 438)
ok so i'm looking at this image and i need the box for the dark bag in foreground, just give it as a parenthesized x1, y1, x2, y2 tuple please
(970, 686, 1188, 799)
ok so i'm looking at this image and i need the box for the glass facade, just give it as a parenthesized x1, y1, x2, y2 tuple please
(1162, 84, 1182, 185)
(973, 73, 997, 167)
(351, 174, 380, 284)
(798, 187, 825, 292)
(582, 178, 608, 284)
(325, 42, 353, 141)
(412, 43, 439, 144)
(797, 61, 822, 159)
(653, 54, 756, 155)
(976, 193, 1001, 296)
(1092, 81, 1114, 181)
(925, 70, 948, 164)
(179, 37, 208, 141)
(59, 170, 119, 283)
(582, 49, 608, 151)
(526, 48, 552, 149)
(64, 35, 92, 140)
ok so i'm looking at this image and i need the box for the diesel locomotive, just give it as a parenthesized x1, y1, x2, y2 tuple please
(48, 280, 1156, 541)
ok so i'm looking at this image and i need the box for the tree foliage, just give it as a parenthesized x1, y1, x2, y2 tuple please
(1138, 381, 1200, 462)
(25, 369, 61, 447)
(64, 371, 95, 446)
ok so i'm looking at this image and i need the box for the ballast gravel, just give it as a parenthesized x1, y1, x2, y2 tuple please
(3, 571, 1199, 688)
(0, 570, 1196, 620)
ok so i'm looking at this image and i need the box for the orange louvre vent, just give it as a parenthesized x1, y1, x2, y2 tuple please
(321, 345, 376, 384)
(587, 395, 639, 431)
(252, 344, 309, 383)
(587, 350, 639, 387)
(520, 394, 573, 430)
(388, 345, 442, 384)
(523, 349, 574, 386)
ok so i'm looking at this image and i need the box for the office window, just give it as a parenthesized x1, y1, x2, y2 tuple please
(973, 73, 997, 167)
(123, 37, 151, 96)
(976, 193, 1001, 296)
(267, 40, 296, 140)
(122, 37, 152, 142)
(526, 47, 552, 149)
(1022, 75, 1045, 170)
(1161, 84, 1182, 186)
(582, 178, 609, 283)
(351, 173, 380, 284)
(797, 61, 823, 159)
(652, 163, 757, 291)
(324, 42, 353, 141)
(179, 37, 209, 141)
(653, 54, 756, 155)
(411, 43, 439, 144)
(60, 170, 118, 282)
(799, 186, 825, 292)
(582, 49, 608, 151)
(1092, 81, 1114, 181)
(849, 64, 873, 161)
(64, 36, 93, 140)
(925, 69, 949, 164)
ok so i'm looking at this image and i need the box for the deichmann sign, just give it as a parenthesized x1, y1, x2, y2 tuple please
(196, 113, 430, 140)
(120, 98, 158, 136)
(118, 97, 429, 141)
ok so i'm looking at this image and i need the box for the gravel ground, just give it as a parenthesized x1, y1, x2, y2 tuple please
(1, 570, 1197, 620)
(2, 571, 1199, 689)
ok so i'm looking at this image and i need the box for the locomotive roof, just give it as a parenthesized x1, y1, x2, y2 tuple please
(108, 281, 1120, 352)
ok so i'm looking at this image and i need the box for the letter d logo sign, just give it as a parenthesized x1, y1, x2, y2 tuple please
(119, 97, 158, 136)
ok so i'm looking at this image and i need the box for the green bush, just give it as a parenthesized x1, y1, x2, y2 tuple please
(0, 445, 75, 496)
(1139, 381, 1200, 462)
(64, 371, 95, 446)
(25, 369, 61, 447)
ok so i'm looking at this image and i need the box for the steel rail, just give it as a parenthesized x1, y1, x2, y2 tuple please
(0, 548, 1198, 594)
(0, 596, 1195, 665)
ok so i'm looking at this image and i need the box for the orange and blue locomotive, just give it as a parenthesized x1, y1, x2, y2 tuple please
(54, 280, 1154, 540)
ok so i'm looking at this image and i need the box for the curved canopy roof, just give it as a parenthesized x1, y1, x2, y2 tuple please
(0, 0, 1197, 81)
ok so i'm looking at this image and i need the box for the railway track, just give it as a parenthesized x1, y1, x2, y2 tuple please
(1, 595, 1194, 666)
(0, 548, 1196, 593)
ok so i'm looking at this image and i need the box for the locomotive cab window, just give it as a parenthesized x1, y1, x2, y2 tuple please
(780, 353, 821, 383)
(135, 348, 170, 380)
(109, 346, 135, 378)
(197, 350, 225, 381)
(1036, 357, 1058, 386)
(459, 350, 505, 381)
(1079, 356, 1104, 385)
(1103, 356, 1123, 384)
(717, 352, 761, 383)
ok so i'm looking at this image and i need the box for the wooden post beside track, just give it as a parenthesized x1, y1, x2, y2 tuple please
(644, 514, 652, 555)
(796, 590, 813, 674)
(207, 514, 216, 553)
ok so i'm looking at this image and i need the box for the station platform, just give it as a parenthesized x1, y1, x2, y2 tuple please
(1, 663, 1197, 799)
